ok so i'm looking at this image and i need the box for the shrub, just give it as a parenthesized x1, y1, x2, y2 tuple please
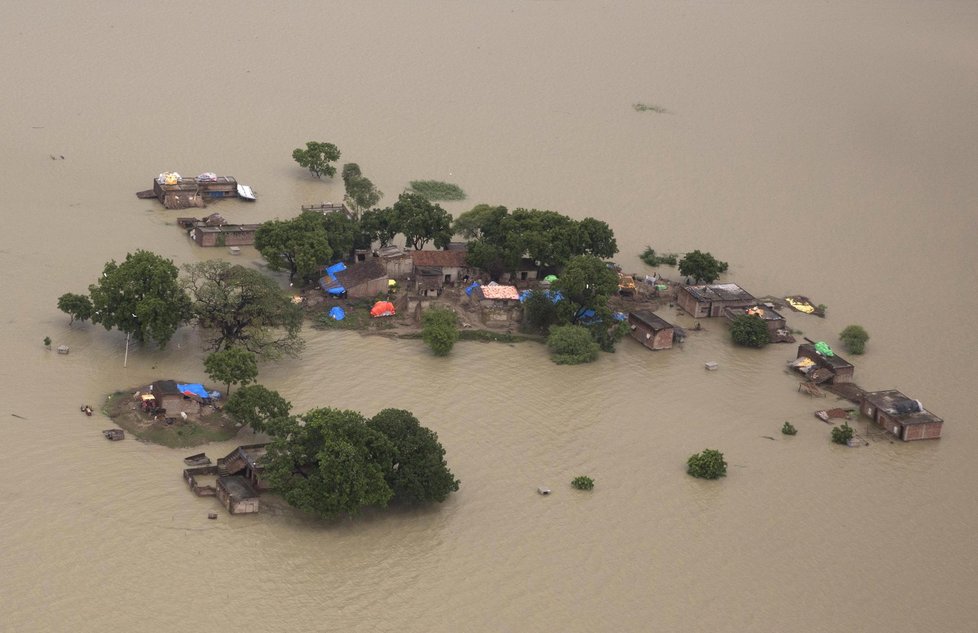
(639, 246, 678, 267)
(730, 314, 770, 348)
(43, 336, 52, 347)
(839, 325, 869, 355)
(571, 475, 594, 491)
(782, 421, 797, 436)
(831, 423, 854, 445)
(421, 308, 459, 356)
(686, 449, 727, 479)
(547, 325, 599, 365)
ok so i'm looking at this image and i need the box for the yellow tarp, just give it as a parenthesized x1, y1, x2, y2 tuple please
(785, 297, 815, 313)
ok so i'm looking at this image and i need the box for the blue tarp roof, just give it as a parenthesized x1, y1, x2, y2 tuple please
(324, 262, 347, 278)
(329, 306, 346, 321)
(465, 281, 481, 296)
(519, 289, 563, 304)
(326, 286, 346, 296)
(176, 383, 209, 399)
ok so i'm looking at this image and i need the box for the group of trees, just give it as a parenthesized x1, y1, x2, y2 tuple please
(421, 308, 460, 356)
(58, 252, 304, 357)
(221, 399, 459, 518)
(455, 205, 618, 279)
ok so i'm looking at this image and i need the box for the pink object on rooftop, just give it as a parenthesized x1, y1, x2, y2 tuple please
(478, 285, 520, 300)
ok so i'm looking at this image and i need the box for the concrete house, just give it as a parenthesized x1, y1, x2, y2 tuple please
(628, 310, 675, 350)
(412, 249, 474, 285)
(678, 283, 755, 318)
(319, 259, 389, 299)
(859, 390, 944, 441)
(794, 343, 854, 384)
(471, 284, 522, 326)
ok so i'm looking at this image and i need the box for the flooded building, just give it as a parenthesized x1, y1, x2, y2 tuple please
(628, 310, 675, 350)
(724, 304, 794, 342)
(794, 343, 854, 384)
(217, 476, 260, 514)
(677, 283, 755, 318)
(859, 390, 944, 441)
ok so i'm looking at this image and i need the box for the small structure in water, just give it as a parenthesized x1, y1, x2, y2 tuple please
(137, 172, 255, 209)
(102, 429, 124, 441)
(628, 310, 675, 351)
(859, 390, 944, 441)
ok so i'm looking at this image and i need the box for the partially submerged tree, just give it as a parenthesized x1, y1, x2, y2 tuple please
(831, 423, 854, 445)
(183, 260, 304, 358)
(678, 250, 729, 284)
(223, 384, 292, 433)
(359, 207, 400, 249)
(839, 325, 869, 355)
(393, 192, 453, 250)
(547, 325, 600, 365)
(686, 449, 727, 480)
(292, 141, 341, 179)
(254, 212, 333, 284)
(204, 347, 258, 396)
(262, 408, 396, 519)
(730, 314, 769, 348)
(522, 289, 560, 334)
(56, 293, 93, 325)
(368, 408, 460, 504)
(341, 163, 383, 218)
(421, 307, 459, 356)
(87, 250, 191, 348)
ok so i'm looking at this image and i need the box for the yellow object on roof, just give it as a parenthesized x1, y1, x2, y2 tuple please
(140, 394, 156, 401)
(388, 279, 397, 287)
(785, 297, 815, 313)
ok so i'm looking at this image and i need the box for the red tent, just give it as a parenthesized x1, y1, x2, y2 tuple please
(370, 301, 396, 317)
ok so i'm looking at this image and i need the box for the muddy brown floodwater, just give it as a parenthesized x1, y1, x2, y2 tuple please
(2, 2, 977, 632)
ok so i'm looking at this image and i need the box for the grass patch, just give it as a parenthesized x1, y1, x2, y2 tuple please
(459, 329, 532, 343)
(633, 103, 670, 114)
(408, 180, 467, 201)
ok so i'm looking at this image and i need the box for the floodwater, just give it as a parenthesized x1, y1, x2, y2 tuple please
(2, 2, 977, 631)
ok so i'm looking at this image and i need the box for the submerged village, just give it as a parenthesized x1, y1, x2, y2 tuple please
(57, 145, 945, 519)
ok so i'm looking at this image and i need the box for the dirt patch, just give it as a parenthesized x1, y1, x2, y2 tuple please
(102, 390, 240, 448)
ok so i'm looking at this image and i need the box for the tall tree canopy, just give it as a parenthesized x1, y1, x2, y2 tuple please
(368, 409, 459, 504)
(292, 141, 341, 179)
(678, 250, 729, 284)
(223, 384, 292, 433)
(341, 163, 383, 218)
(553, 255, 626, 351)
(56, 293, 93, 325)
(255, 212, 333, 284)
(87, 250, 191, 348)
(183, 260, 304, 358)
(359, 207, 399, 249)
(318, 211, 359, 262)
(460, 206, 618, 278)
(393, 192, 453, 250)
(263, 408, 396, 519)
(203, 347, 258, 395)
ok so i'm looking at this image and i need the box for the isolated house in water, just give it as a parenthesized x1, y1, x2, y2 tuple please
(628, 311, 675, 350)
(859, 390, 944, 441)
(677, 283, 755, 318)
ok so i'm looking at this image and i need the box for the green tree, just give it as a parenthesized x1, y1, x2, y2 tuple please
(730, 314, 770, 348)
(575, 217, 619, 259)
(393, 192, 453, 250)
(262, 408, 396, 518)
(782, 421, 798, 436)
(254, 212, 333, 284)
(522, 290, 559, 334)
(292, 141, 341, 179)
(678, 250, 729, 284)
(831, 423, 854, 445)
(56, 292, 94, 325)
(223, 384, 292, 433)
(368, 408, 460, 504)
(341, 163, 383, 218)
(204, 347, 258, 396)
(547, 325, 600, 365)
(453, 204, 508, 240)
(319, 210, 360, 262)
(87, 250, 191, 348)
(359, 206, 400, 248)
(421, 307, 459, 356)
(571, 475, 595, 491)
(183, 261, 304, 358)
(839, 325, 869, 355)
(686, 449, 727, 479)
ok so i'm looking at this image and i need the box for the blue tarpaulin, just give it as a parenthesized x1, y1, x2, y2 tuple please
(329, 306, 346, 321)
(326, 286, 346, 296)
(612, 312, 627, 321)
(577, 309, 599, 324)
(519, 289, 563, 304)
(465, 281, 481, 296)
(177, 383, 209, 399)
(324, 262, 347, 278)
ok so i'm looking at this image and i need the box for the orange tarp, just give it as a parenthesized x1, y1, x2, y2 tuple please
(370, 301, 396, 317)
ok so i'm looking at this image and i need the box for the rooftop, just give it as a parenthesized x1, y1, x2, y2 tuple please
(725, 304, 785, 322)
(412, 250, 469, 267)
(798, 343, 854, 370)
(863, 390, 943, 426)
(218, 475, 258, 500)
(683, 283, 755, 303)
(629, 310, 674, 331)
(477, 284, 520, 301)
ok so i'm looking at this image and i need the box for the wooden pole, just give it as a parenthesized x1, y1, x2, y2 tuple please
(124, 332, 130, 368)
